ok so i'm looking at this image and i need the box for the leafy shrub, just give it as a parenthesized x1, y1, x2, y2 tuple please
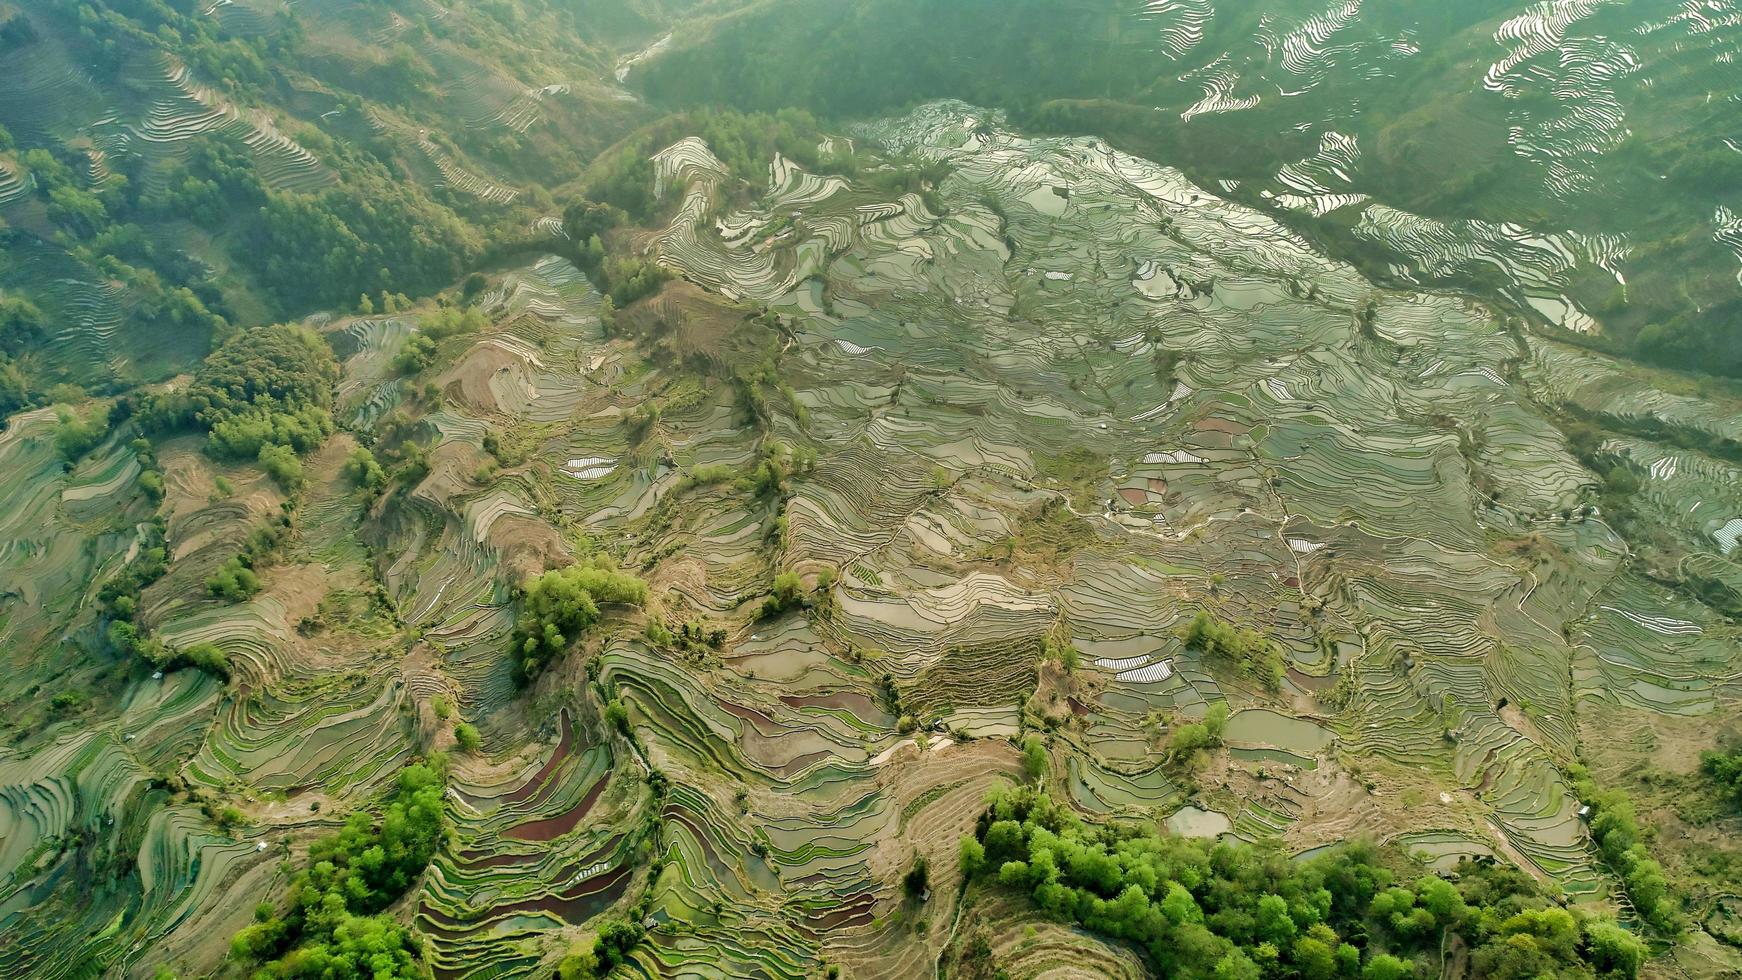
(1181, 612, 1285, 692)
(342, 447, 386, 490)
(759, 571, 806, 619)
(257, 443, 304, 490)
(144, 325, 337, 466)
(51, 690, 88, 712)
(964, 785, 1645, 979)
(108, 620, 168, 666)
(207, 405, 332, 460)
(453, 722, 480, 753)
(592, 919, 645, 974)
(230, 761, 447, 977)
(392, 334, 438, 375)
(903, 854, 930, 897)
(207, 557, 262, 602)
(1569, 765, 1682, 934)
(420, 306, 486, 340)
(604, 698, 631, 736)
(557, 948, 599, 980)
(1021, 735, 1048, 783)
(1701, 746, 1742, 805)
(177, 642, 230, 679)
(53, 403, 108, 462)
(512, 559, 649, 682)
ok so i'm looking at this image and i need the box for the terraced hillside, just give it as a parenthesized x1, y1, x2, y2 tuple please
(0, 0, 755, 401)
(640, 0, 1742, 377)
(3, 2, 1742, 979)
(1, 93, 1738, 978)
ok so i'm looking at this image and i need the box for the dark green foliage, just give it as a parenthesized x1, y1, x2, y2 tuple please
(604, 698, 631, 737)
(557, 948, 599, 980)
(207, 556, 262, 602)
(453, 722, 481, 753)
(0, 296, 46, 357)
(903, 854, 930, 897)
(99, 519, 169, 622)
(98, 516, 194, 675)
(1701, 746, 1742, 806)
(393, 334, 438, 376)
(1181, 612, 1285, 692)
(175, 642, 231, 679)
(230, 158, 480, 317)
(1631, 296, 1742, 378)
(966, 785, 1644, 979)
(257, 443, 304, 491)
(0, 295, 50, 414)
(183, 325, 336, 422)
(117, 632, 232, 680)
(601, 256, 669, 308)
(10, 1, 479, 345)
(1583, 921, 1648, 979)
(420, 306, 487, 340)
(512, 559, 649, 682)
(106, 619, 168, 668)
(51, 690, 88, 713)
(143, 137, 267, 226)
(1560, 420, 1646, 527)
(1021, 735, 1048, 783)
(205, 405, 332, 461)
(744, 447, 790, 498)
(52, 403, 109, 462)
(625, 403, 660, 444)
(1567, 765, 1682, 935)
(146, 324, 338, 465)
(1167, 702, 1230, 765)
(759, 571, 806, 620)
(230, 760, 447, 978)
(392, 308, 484, 376)
(0, 9, 26, 52)
(562, 200, 623, 245)
(131, 437, 166, 502)
(592, 919, 645, 973)
(0, 360, 28, 417)
(342, 447, 387, 491)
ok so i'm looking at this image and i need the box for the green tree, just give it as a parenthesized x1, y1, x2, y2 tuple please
(1583, 920, 1646, 979)
(513, 560, 648, 682)
(1361, 954, 1415, 980)
(903, 854, 929, 897)
(207, 557, 262, 602)
(557, 948, 599, 980)
(230, 761, 447, 975)
(343, 447, 386, 489)
(1021, 735, 1048, 783)
(52, 403, 108, 462)
(453, 722, 481, 753)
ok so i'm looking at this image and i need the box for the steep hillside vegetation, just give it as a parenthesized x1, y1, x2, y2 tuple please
(640, 0, 1742, 377)
(3, 3, 1742, 980)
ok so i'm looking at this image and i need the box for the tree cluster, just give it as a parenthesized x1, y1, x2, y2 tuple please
(1182, 612, 1286, 692)
(230, 760, 448, 978)
(512, 558, 649, 683)
(98, 518, 230, 677)
(1567, 765, 1681, 934)
(1701, 745, 1742, 805)
(959, 786, 1646, 980)
(144, 325, 338, 478)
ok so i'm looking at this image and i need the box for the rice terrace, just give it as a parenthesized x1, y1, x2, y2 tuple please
(1, 1, 1741, 978)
